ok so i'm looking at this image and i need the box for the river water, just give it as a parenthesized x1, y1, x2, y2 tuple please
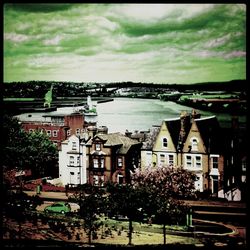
(17, 97, 246, 134)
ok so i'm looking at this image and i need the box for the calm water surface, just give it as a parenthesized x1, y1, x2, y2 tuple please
(17, 98, 246, 134)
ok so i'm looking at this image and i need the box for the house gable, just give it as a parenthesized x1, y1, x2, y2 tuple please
(182, 121, 206, 154)
(153, 121, 176, 152)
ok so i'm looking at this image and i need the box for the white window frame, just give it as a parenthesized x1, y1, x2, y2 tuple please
(72, 141, 77, 150)
(95, 143, 101, 151)
(53, 130, 58, 137)
(67, 129, 71, 137)
(160, 154, 166, 165)
(76, 128, 80, 136)
(210, 154, 219, 169)
(162, 137, 168, 148)
(184, 154, 202, 170)
(93, 175, 99, 186)
(118, 157, 123, 167)
(242, 158, 246, 171)
(168, 154, 174, 166)
(69, 156, 74, 166)
(194, 173, 203, 192)
(190, 137, 199, 151)
(93, 159, 99, 168)
(100, 158, 104, 168)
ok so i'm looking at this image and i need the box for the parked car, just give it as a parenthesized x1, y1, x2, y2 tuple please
(44, 202, 71, 214)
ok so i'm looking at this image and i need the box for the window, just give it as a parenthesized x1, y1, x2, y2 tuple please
(117, 173, 123, 184)
(191, 138, 198, 151)
(95, 143, 101, 151)
(53, 130, 58, 137)
(93, 159, 99, 168)
(93, 175, 99, 186)
(242, 158, 246, 171)
(46, 130, 51, 137)
(70, 172, 74, 175)
(160, 154, 166, 165)
(69, 156, 74, 166)
(93, 175, 104, 186)
(211, 156, 219, 169)
(195, 156, 201, 168)
(77, 156, 80, 166)
(72, 142, 77, 150)
(118, 158, 123, 167)
(100, 176, 105, 186)
(186, 155, 192, 168)
(100, 158, 104, 168)
(185, 154, 202, 169)
(29, 129, 34, 133)
(76, 128, 80, 136)
(162, 138, 168, 148)
(67, 129, 71, 137)
(168, 154, 174, 166)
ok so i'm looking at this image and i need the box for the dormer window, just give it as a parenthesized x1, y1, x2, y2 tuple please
(95, 143, 101, 151)
(162, 138, 168, 148)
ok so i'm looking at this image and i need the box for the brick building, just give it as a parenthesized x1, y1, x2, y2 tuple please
(17, 111, 85, 149)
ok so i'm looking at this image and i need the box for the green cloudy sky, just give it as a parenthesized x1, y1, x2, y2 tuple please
(4, 3, 246, 84)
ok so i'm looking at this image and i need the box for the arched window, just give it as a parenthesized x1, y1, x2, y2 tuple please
(162, 138, 168, 148)
(191, 137, 198, 151)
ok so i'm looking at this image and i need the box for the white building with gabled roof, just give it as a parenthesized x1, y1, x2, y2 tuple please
(59, 134, 89, 186)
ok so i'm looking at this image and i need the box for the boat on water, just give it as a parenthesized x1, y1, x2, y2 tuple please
(77, 96, 98, 116)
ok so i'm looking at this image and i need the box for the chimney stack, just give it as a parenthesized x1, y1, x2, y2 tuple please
(178, 111, 190, 151)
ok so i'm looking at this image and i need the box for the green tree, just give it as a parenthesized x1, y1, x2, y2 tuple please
(106, 182, 145, 245)
(3, 114, 58, 178)
(77, 184, 106, 244)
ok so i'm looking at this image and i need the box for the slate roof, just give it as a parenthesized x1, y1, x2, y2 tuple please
(141, 126, 161, 150)
(195, 116, 222, 154)
(143, 113, 222, 154)
(86, 132, 141, 154)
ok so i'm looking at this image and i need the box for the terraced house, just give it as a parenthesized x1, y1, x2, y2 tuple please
(141, 110, 224, 195)
(85, 130, 142, 186)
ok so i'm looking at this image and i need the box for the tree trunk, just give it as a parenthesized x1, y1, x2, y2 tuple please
(88, 229, 92, 245)
(163, 223, 166, 245)
(128, 218, 133, 245)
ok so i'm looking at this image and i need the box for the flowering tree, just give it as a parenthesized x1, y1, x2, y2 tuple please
(131, 166, 196, 244)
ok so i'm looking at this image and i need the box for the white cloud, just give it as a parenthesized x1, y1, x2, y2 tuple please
(43, 35, 65, 45)
(4, 32, 29, 43)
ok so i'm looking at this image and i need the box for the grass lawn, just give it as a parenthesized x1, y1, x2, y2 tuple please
(92, 218, 199, 245)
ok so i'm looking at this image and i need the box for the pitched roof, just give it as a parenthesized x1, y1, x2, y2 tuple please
(87, 132, 141, 154)
(195, 116, 222, 153)
(144, 113, 222, 154)
(142, 126, 161, 150)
